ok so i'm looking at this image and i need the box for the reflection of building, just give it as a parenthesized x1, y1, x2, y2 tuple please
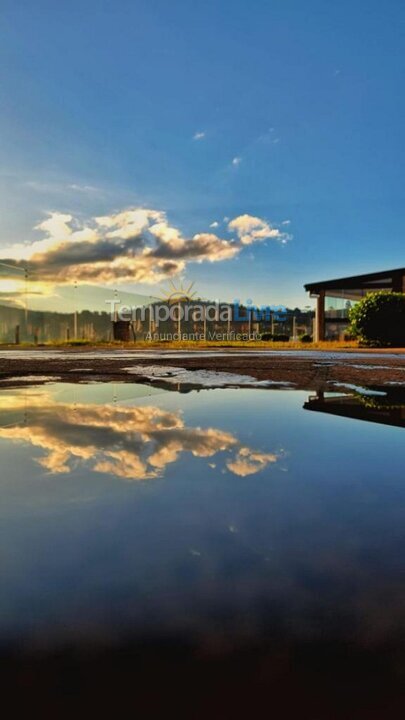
(304, 390, 405, 428)
(304, 267, 405, 341)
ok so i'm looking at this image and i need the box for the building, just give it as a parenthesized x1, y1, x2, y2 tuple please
(305, 267, 405, 341)
(304, 389, 405, 429)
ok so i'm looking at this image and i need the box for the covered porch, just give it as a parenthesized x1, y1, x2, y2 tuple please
(304, 267, 405, 341)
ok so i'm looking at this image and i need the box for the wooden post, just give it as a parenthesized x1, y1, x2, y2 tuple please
(15, 325, 20, 345)
(74, 281, 78, 339)
(315, 291, 325, 342)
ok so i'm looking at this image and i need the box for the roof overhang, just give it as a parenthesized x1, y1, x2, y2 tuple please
(304, 267, 405, 295)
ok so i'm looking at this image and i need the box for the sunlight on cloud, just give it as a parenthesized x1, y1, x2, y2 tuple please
(0, 391, 282, 481)
(228, 214, 290, 246)
(226, 447, 281, 477)
(0, 279, 25, 294)
(0, 206, 291, 288)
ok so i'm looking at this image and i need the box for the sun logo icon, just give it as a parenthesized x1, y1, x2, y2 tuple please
(159, 280, 198, 304)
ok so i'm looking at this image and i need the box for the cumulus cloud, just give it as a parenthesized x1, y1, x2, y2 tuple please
(226, 447, 281, 477)
(193, 131, 205, 140)
(0, 392, 281, 481)
(95, 208, 162, 239)
(232, 156, 242, 166)
(228, 214, 290, 245)
(0, 206, 290, 286)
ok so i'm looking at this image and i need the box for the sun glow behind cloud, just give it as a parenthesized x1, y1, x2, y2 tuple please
(0, 207, 291, 298)
(0, 279, 25, 294)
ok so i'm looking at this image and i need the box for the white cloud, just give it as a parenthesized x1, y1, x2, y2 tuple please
(226, 447, 280, 477)
(96, 208, 163, 239)
(193, 131, 205, 141)
(67, 183, 99, 193)
(228, 214, 290, 245)
(0, 392, 281, 481)
(232, 156, 242, 166)
(36, 213, 74, 243)
(210, 221, 219, 228)
(0, 207, 290, 286)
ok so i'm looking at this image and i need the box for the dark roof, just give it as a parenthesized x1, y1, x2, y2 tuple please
(304, 267, 405, 293)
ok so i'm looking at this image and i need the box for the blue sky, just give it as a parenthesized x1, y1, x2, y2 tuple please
(1, 0, 404, 308)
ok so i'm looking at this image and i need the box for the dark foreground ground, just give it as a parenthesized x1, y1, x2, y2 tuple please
(3, 634, 403, 718)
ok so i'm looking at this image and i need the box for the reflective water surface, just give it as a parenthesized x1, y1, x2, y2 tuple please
(1, 382, 404, 715)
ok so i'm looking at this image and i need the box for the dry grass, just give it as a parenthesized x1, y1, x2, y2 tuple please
(0, 339, 360, 351)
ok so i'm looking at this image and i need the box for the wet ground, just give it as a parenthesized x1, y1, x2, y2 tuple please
(0, 378, 404, 716)
(1, 347, 405, 391)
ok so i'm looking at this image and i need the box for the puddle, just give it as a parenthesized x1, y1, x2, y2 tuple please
(124, 364, 294, 388)
(68, 368, 94, 372)
(1, 348, 405, 361)
(327, 382, 387, 396)
(0, 380, 404, 708)
(0, 375, 61, 383)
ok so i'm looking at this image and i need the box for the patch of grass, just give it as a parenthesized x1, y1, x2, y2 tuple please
(0, 339, 360, 351)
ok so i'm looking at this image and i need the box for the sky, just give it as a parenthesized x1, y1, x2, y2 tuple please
(0, 0, 404, 311)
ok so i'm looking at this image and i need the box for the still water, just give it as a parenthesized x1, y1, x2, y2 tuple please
(1, 381, 404, 714)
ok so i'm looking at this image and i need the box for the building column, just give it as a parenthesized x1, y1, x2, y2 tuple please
(392, 271, 403, 293)
(315, 291, 325, 342)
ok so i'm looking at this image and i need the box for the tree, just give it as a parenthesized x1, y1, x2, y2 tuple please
(348, 291, 405, 346)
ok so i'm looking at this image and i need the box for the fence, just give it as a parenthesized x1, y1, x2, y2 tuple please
(0, 265, 314, 343)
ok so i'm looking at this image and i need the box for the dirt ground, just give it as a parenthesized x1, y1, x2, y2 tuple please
(1, 346, 405, 390)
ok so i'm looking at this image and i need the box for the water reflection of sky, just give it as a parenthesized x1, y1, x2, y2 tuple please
(0, 382, 404, 669)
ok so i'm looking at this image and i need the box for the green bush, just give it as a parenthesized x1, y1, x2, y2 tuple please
(348, 291, 405, 346)
(299, 333, 313, 343)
